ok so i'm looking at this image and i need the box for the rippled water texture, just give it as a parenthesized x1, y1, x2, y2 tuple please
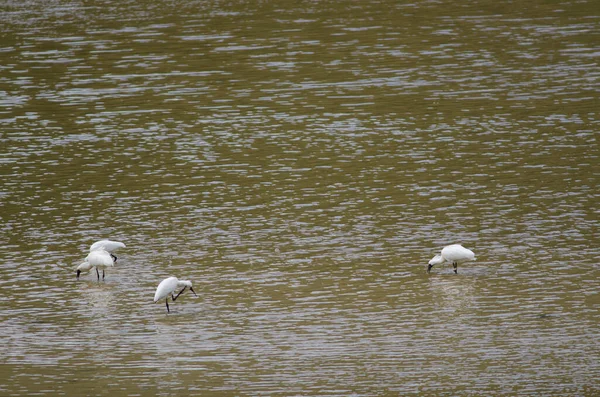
(1, 0, 599, 395)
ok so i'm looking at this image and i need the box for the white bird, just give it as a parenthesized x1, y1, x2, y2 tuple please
(76, 240, 126, 279)
(76, 261, 95, 280)
(89, 240, 126, 263)
(428, 244, 475, 274)
(153, 276, 197, 313)
(85, 249, 115, 280)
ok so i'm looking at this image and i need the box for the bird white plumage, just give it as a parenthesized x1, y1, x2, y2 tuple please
(90, 240, 125, 263)
(428, 244, 475, 274)
(77, 240, 126, 280)
(90, 240, 126, 253)
(154, 276, 197, 313)
(76, 261, 95, 279)
(85, 249, 115, 280)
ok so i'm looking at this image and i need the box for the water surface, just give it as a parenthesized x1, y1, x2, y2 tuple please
(1, 0, 599, 395)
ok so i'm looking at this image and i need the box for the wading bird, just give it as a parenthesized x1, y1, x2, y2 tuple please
(89, 240, 126, 263)
(428, 244, 475, 274)
(154, 276, 197, 313)
(85, 249, 115, 280)
(77, 240, 126, 279)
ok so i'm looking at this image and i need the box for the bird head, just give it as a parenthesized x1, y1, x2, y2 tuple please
(427, 255, 445, 273)
(178, 280, 198, 296)
(76, 262, 94, 279)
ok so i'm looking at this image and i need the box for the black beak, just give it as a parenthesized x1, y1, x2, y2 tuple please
(190, 287, 198, 297)
(76, 270, 81, 279)
(427, 264, 433, 273)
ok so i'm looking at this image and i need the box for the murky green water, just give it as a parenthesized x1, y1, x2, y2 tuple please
(1, 0, 599, 395)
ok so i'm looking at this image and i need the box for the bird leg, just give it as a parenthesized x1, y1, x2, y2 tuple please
(453, 262, 458, 274)
(165, 299, 170, 313)
(102, 270, 106, 280)
(110, 254, 118, 263)
(96, 268, 100, 280)
(172, 287, 188, 301)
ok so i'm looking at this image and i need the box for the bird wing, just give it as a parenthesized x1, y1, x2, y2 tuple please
(442, 245, 475, 262)
(154, 277, 178, 302)
(90, 240, 126, 252)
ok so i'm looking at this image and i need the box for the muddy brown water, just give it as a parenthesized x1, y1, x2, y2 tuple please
(1, 0, 599, 395)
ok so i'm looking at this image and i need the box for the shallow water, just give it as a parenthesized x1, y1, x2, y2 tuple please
(1, 0, 599, 395)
